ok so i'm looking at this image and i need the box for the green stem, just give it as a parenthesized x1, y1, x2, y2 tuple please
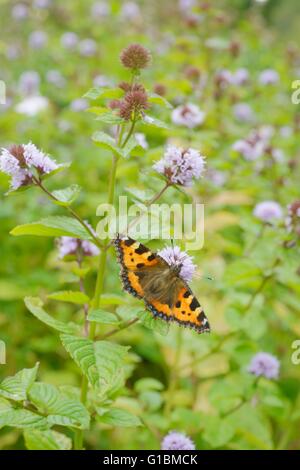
(164, 328, 183, 416)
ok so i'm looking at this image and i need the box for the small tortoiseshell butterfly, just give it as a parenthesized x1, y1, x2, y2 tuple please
(114, 235, 210, 334)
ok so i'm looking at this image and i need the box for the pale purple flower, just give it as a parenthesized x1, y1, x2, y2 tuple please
(120, 2, 141, 21)
(46, 70, 66, 88)
(253, 201, 283, 222)
(158, 246, 196, 283)
(28, 30, 48, 49)
(259, 69, 279, 85)
(153, 146, 205, 187)
(15, 95, 49, 116)
(34, 0, 52, 8)
(280, 126, 293, 138)
(70, 98, 88, 112)
(79, 39, 97, 57)
(93, 75, 113, 87)
(215, 69, 232, 88)
(12, 3, 28, 20)
(233, 103, 254, 122)
(134, 133, 148, 149)
(172, 103, 205, 128)
(6, 44, 20, 60)
(60, 32, 79, 50)
(178, 0, 196, 11)
(206, 168, 227, 187)
(0, 143, 59, 191)
(57, 223, 99, 259)
(18, 71, 40, 96)
(232, 128, 271, 161)
(91, 1, 110, 18)
(248, 352, 280, 380)
(232, 68, 249, 86)
(161, 431, 195, 450)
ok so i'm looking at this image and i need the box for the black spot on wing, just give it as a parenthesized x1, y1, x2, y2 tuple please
(136, 263, 145, 268)
(183, 290, 190, 298)
(124, 238, 135, 247)
(190, 297, 200, 311)
(135, 244, 149, 254)
(147, 254, 156, 261)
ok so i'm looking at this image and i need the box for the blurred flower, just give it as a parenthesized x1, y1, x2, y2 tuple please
(120, 44, 151, 70)
(6, 44, 20, 60)
(57, 222, 99, 259)
(120, 2, 141, 21)
(214, 69, 232, 89)
(233, 103, 254, 122)
(206, 168, 227, 187)
(28, 30, 48, 49)
(34, 0, 52, 8)
(46, 70, 66, 88)
(285, 200, 300, 236)
(0, 143, 59, 191)
(15, 95, 49, 116)
(153, 145, 205, 186)
(259, 69, 279, 85)
(231, 68, 249, 85)
(79, 39, 97, 57)
(60, 32, 79, 49)
(280, 126, 293, 138)
(134, 132, 148, 149)
(18, 71, 40, 96)
(91, 1, 110, 18)
(172, 103, 205, 128)
(232, 127, 272, 160)
(93, 75, 113, 87)
(153, 83, 167, 96)
(158, 246, 196, 282)
(70, 98, 88, 112)
(248, 352, 280, 380)
(12, 3, 28, 20)
(178, 0, 196, 12)
(161, 431, 195, 450)
(253, 201, 283, 222)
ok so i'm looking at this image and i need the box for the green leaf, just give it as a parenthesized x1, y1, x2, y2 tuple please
(25, 297, 80, 334)
(0, 409, 47, 430)
(52, 185, 81, 206)
(95, 110, 125, 125)
(10, 216, 91, 240)
(134, 378, 164, 393)
(148, 92, 173, 109)
(92, 132, 141, 159)
(138, 311, 170, 336)
(28, 382, 90, 430)
(94, 341, 130, 393)
(60, 335, 129, 393)
(203, 415, 235, 448)
(24, 429, 72, 450)
(60, 335, 99, 388)
(100, 294, 126, 306)
(48, 290, 90, 305)
(87, 309, 120, 325)
(0, 363, 39, 401)
(142, 115, 169, 129)
(83, 87, 123, 101)
(99, 408, 142, 427)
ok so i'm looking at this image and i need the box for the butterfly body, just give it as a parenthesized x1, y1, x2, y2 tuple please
(114, 236, 210, 334)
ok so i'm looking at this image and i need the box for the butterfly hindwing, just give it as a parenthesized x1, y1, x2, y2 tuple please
(114, 236, 210, 334)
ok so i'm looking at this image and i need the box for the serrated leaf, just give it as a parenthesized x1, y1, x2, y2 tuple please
(95, 111, 125, 125)
(0, 363, 39, 401)
(94, 341, 130, 392)
(60, 335, 99, 388)
(100, 294, 126, 306)
(28, 382, 90, 430)
(52, 185, 81, 206)
(0, 409, 47, 430)
(10, 216, 91, 240)
(24, 297, 80, 334)
(148, 92, 173, 109)
(138, 311, 170, 336)
(99, 408, 142, 427)
(48, 290, 90, 305)
(83, 87, 122, 100)
(142, 115, 169, 129)
(92, 132, 141, 159)
(24, 429, 72, 450)
(88, 309, 120, 325)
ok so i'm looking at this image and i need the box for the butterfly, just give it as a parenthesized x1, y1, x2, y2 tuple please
(114, 235, 210, 334)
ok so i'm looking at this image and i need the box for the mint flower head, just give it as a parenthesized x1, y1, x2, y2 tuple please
(158, 245, 196, 282)
(248, 352, 280, 380)
(172, 103, 206, 128)
(120, 44, 151, 71)
(161, 431, 195, 450)
(253, 201, 283, 222)
(0, 143, 60, 192)
(153, 145, 205, 187)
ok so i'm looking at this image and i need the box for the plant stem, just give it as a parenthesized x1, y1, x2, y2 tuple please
(164, 328, 183, 416)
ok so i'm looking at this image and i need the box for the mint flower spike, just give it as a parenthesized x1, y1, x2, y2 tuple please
(248, 352, 280, 380)
(158, 245, 196, 283)
(153, 145, 205, 187)
(253, 201, 283, 222)
(0, 143, 60, 192)
(161, 431, 196, 450)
